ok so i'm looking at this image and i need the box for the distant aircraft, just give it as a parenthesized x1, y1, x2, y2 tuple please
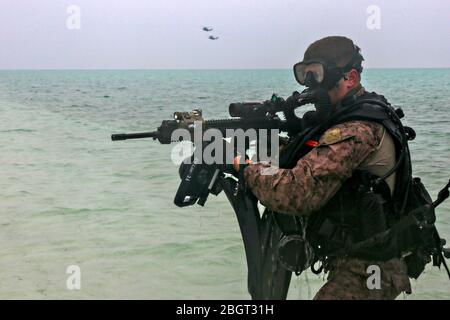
(208, 36, 219, 40)
(202, 27, 213, 32)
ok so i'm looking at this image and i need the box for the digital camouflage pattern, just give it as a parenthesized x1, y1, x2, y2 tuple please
(244, 120, 385, 216)
(243, 119, 412, 299)
(314, 257, 411, 300)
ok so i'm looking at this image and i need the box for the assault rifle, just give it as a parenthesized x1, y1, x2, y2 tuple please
(111, 89, 318, 299)
(111, 91, 314, 143)
(112, 90, 316, 207)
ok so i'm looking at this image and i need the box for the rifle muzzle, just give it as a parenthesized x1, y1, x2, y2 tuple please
(111, 132, 158, 141)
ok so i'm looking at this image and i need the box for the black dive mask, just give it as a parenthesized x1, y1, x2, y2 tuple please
(304, 71, 320, 88)
(294, 59, 356, 90)
(293, 48, 363, 90)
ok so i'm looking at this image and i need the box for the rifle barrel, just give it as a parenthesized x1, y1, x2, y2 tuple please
(111, 131, 158, 141)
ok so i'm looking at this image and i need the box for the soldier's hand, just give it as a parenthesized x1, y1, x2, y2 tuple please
(233, 156, 252, 172)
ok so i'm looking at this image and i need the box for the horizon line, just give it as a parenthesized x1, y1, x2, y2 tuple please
(1, 67, 449, 71)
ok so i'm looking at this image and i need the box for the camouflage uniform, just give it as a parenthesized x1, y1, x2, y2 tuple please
(244, 115, 412, 300)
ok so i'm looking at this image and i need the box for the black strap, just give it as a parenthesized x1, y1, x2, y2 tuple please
(432, 179, 450, 209)
(433, 180, 450, 279)
(439, 251, 450, 279)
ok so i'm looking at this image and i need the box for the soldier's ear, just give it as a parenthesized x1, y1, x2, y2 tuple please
(347, 69, 360, 85)
(346, 69, 360, 87)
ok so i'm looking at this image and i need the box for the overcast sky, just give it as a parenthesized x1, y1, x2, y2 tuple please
(0, 0, 449, 69)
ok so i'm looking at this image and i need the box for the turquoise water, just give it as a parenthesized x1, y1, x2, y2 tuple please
(0, 69, 449, 299)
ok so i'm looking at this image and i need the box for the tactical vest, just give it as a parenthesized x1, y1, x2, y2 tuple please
(275, 91, 427, 275)
(305, 93, 411, 255)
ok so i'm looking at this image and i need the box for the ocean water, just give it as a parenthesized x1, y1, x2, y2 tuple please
(0, 69, 449, 299)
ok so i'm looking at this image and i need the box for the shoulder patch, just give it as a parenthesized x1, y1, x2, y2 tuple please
(322, 128, 342, 144)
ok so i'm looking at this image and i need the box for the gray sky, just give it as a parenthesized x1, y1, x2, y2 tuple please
(0, 0, 449, 69)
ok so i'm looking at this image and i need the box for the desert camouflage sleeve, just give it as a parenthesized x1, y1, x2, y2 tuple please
(243, 120, 385, 216)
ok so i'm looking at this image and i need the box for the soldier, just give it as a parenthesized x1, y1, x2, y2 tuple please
(233, 36, 412, 300)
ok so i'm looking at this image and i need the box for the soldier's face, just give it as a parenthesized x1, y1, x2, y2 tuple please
(327, 69, 361, 105)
